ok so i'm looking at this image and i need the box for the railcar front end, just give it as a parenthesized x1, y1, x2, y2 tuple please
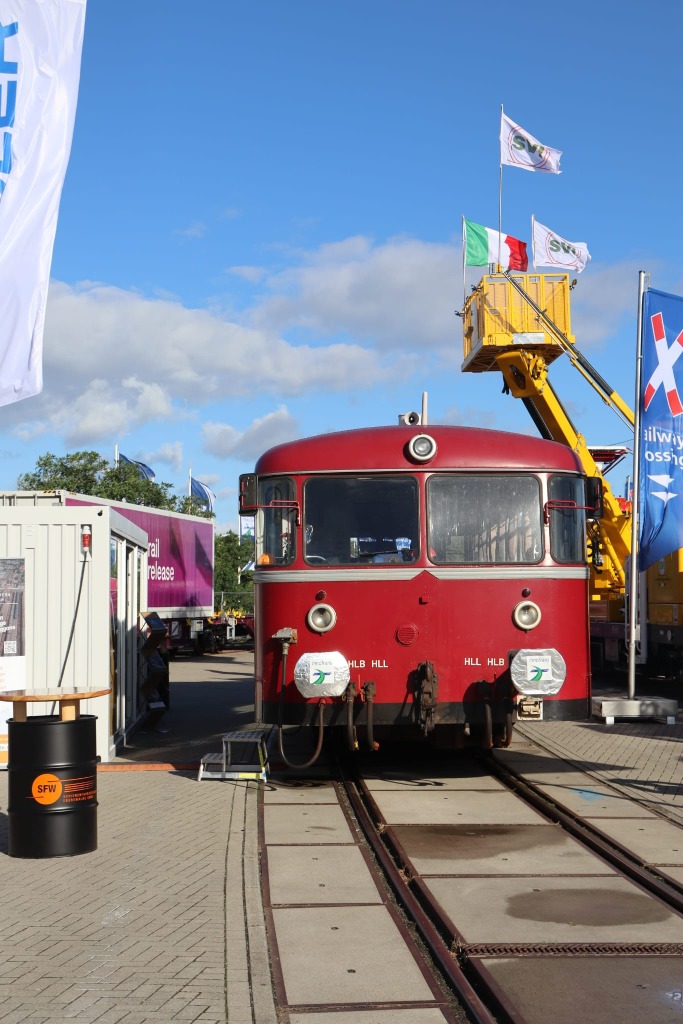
(239, 424, 593, 760)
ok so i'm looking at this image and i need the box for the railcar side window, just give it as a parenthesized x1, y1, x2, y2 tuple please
(256, 477, 296, 566)
(427, 475, 543, 564)
(304, 476, 419, 565)
(548, 475, 586, 563)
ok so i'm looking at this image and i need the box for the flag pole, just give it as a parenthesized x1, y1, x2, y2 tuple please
(531, 214, 536, 270)
(114, 443, 119, 467)
(498, 104, 503, 270)
(462, 214, 466, 306)
(627, 270, 647, 700)
(188, 468, 192, 499)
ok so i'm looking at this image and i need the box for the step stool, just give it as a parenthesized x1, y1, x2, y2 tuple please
(198, 730, 269, 782)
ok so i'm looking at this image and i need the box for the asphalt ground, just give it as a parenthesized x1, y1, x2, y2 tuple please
(1, 648, 683, 1023)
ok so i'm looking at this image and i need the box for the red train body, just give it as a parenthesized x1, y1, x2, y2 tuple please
(239, 423, 592, 749)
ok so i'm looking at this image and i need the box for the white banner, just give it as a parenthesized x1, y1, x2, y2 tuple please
(500, 112, 562, 174)
(0, 0, 86, 407)
(532, 219, 591, 273)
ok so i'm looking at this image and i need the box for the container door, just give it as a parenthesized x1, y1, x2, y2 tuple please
(110, 536, 145, 743)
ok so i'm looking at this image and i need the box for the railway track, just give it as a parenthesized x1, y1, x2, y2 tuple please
(259, 740, 683, 1024)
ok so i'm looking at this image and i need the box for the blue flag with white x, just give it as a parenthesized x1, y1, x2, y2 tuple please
(639, 286, 683, 570)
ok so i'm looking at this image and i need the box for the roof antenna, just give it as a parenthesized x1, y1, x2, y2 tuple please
(421, 391, 428, 426)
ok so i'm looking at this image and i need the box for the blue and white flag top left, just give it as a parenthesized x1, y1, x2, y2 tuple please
(639, 286, 683, 570)
(0, 0, 87, 407)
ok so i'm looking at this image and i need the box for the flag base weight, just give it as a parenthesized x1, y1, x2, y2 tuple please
(592, 697, 678, 726)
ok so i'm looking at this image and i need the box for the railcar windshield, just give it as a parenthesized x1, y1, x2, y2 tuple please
(548, 474, 586, 563)
(427, 474, 543, 564)
(304, 476, 419, 565)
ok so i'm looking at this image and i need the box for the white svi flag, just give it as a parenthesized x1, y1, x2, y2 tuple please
(532, 219, 591, 273)
(500, 112, 562, 174)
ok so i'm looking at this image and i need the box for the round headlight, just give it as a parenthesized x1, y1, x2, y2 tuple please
(307, 603, 337, 634)
(407, 433, 437, 463)
(513, 600, 542, 631)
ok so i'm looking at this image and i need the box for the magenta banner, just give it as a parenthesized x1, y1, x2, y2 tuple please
(67, 499, 214, 615)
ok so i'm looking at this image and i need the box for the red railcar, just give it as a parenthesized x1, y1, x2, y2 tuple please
(239, 423, 592, 757)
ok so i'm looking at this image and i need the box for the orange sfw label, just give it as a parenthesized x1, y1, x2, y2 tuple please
(31, 773, 63, 804)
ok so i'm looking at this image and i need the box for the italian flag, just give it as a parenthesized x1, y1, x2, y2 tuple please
(464, 218, 528, 271)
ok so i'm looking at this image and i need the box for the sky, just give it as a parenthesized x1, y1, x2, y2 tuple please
(1, 0, 682, 532)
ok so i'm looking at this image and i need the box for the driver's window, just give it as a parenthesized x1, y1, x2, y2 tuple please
(255, 476, 296, 566)
(304, 475, 418, 566)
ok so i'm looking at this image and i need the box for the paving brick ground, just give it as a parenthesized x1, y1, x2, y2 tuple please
(518, 714, 683, 825)
(0, 646, 277, 1024)
(2, 647, 683, 1023)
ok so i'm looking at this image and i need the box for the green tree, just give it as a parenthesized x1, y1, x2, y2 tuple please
(18, 450, 109, 494)
(214, 530, 254, 611)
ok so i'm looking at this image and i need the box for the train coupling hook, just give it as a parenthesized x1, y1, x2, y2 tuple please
(416, 661, 438, 736)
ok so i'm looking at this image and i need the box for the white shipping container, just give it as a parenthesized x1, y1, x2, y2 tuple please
(0, 505, 148, 763)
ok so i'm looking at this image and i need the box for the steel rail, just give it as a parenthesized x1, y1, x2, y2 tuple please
(487, 752, 683, 915)
(337, 765, 515, 1024)
(343, 755, 683, 1024)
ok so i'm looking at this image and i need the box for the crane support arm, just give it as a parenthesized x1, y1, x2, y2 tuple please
(496, 349, 630, 593)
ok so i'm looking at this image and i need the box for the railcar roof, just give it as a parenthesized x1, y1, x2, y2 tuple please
(254, 424, 584, 474)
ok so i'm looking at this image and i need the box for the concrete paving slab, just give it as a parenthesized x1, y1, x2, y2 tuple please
(533, 781, 660, 818)
(290, 1010, 452, 1024)
(424, 875, 683, 944)
(477, 955, 683, 1024)
(493, 752, 583, 774)
(371, 789, 547, 826)
(267, 845, 383, 905)
(264, 803, 354, 844)
(391, 823, 617, 876)
(264, 779, 339, 803)
(520, 769, 620, 787)
(494, 744, 559, 762)
(364, 772, 506, 792)
(272, 905, 436, 1005)
(586, 817, 683, 865)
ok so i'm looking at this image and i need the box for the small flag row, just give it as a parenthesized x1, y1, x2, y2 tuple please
(117, 449, 218, 513)
(463, 217, 590, 273)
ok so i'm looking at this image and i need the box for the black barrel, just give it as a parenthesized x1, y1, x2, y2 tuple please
(7, 715, 98, 858)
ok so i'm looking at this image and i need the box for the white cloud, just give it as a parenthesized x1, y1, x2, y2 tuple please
(0, 236, 646, 460)
(256, 235, 459, 350)
(149, 441, 184, 473)
(228, 265, 267, 283)
(43, 280, 388, 399)
(175, 221, 207, 239)
(14, 377, 173, 446)
(202, 406, 298, 461)
(571, 260, 657, 348)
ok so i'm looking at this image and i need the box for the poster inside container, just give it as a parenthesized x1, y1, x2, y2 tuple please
(0, 558, 26, 768)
